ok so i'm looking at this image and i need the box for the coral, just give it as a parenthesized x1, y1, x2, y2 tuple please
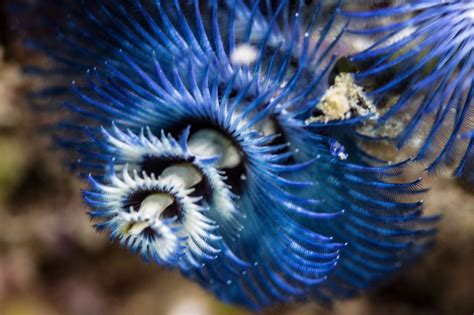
(305, 73, 377, 124)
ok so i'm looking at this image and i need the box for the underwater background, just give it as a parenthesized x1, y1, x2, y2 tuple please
(0, 1, 473, 314)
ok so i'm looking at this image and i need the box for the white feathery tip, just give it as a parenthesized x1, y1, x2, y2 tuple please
(231, 44, 258, 65)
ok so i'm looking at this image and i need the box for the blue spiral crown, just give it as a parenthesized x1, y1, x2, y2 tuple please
(13, 0, 447, 310)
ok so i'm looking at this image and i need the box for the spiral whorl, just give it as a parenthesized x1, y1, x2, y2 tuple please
(16, 0, 440, 310)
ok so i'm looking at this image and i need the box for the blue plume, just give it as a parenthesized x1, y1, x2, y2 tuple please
(340, 0, 473, 177)
(13, 0, 438, 310)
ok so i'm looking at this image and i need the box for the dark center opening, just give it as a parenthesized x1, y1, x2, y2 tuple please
(141, 155, 213, 202)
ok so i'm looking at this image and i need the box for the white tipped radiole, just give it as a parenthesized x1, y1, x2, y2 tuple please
(88, 126, 246, 267)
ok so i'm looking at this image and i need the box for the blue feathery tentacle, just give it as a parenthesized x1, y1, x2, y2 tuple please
(86, 165, 216, 268)
(340, 1, 474, 176)
(455, 137, 474, 185)
(13, 0, 439, 310)
(275, 112, 438, 301)
(36, 0, 343, 307)
(85, 126, 250, 280)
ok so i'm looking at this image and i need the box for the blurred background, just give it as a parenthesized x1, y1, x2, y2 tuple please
(0, 2, 473, 315)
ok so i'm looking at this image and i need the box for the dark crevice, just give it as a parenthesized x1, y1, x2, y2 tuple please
(268, 114, 294, 165)
(165, 120, 248, 195)
(141, 155, 194, 177)
(141, 155, 214, 201)
(0, 0, 10, 60)
(310, 107, 325, 119)
(188, 123, 247, 196)
(328, 56, 359, 85)
(190, 174, 213, 202)
(159, 201, 181, 221)
(143, 227, 160, 240)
